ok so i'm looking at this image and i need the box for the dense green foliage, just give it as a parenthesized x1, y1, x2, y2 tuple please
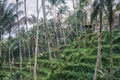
(1, 28, 120, 80)
(0, 0, 120, 80)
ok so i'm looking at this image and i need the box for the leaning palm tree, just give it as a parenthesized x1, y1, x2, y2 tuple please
(91, 0, 104, 79)
(92, 0, 114, 79)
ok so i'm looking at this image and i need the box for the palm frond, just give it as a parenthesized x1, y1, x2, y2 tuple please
(91, 4, 100, 23)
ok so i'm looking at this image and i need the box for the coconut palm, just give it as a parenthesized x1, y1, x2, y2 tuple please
(48, 0, 66, 46)
(108, 0, 114, 79)
(24, 0, 31, 79)
(42, 0, 52, 66)
(34, 0, 39, 80)
(0, 0, 24, 75)
(16, 0, 23, 80)
(91, 0, 107, 79)
(91, 0, 114, 79)
(93, 0, 103, 79)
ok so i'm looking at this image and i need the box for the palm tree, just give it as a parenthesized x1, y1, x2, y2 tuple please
(58, 5, 68, 44)
(24, 0, 31, 78)
(48, 0, 66, 47)
(24, 0, 31, 61)
(93, 0, 103, 79)
(0, 0, 13, 62)
(72, 0, 78, 36)
(48, 0, 59, 48)
(16, 0, 23, 80)
(108, 0, 114, 79)
(92, 0, 114, 79)
(0, 0, 23, 75)
(42, 0, 52, 65)
(34, 0, 39, 80)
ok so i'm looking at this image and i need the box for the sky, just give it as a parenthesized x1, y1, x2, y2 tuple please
(8, 0, 41, 17)
(7, 0, 120, 29)
(8, 0, 120, 16)
(7, 0, 120, 26)
(5, 0, 120, 38)
(8, 0, 73, 18)
(5, 0, 73, 38)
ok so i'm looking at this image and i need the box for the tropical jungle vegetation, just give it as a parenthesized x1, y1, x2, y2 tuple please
(0, 0, 120, 80)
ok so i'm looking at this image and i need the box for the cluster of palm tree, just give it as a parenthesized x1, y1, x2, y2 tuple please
(0, 0, 120, 80)
(91, 0, 120, 80)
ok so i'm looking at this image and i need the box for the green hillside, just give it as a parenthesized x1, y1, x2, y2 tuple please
(1, 28, 120, 80)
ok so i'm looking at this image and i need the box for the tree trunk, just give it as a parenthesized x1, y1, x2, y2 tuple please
(33, 0, 39, 80)
(24, 0, 31, 79)
(109, 0, 113, 79)
(1, 34, 4, 64)
(118, 14, 120, 26)
(0, 34, 1, 58)
(62, 28, 66, 44)
(93, 0, 103, 80)
(19, 22, 22, 80)
(59, 13, 66, 44)
(16, 0, 22, 80)
(19, 16, 23, 80)
(41, 0, 52, 65)
(8, 33, 12, 73)
(52, 6, 59, 48)
(52, 6, 58, 58)
(23, 42, 26, 61)
(93, 31, 102, 80)
(0, 33, 2, 63)
(72, 0, 78, 36)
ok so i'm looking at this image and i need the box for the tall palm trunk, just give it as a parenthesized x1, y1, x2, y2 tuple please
(1, 32, 4, 80)
(119, 14, 120, 26)
(62, 28, 66, 44)
(0, 34, 1, 58)
(24, 0, 31, 78)
(52, 6, 58, 59)
(16, 0, 22, 80)
(59, 13, 66, 44)
(33, 0, 39, 80)
(93, 0, 103, 80)
(72, 0, 78, 36)
(52, 6, 59, 48)
(58, 2, 63, 45)
(82, 11, 87, 44)
(24, 0, 30, 62)
(0, 33, 2, 60)
(8, 32, 12, 73)
(19, 11, 23, 80)
(1, 30, 4, 64)
(108, 0, 113, 79)
(0, 27, 4, 79)
(41, 0, 52, 65)
(23, 43, 26, 61)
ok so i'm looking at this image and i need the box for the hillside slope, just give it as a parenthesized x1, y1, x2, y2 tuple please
(1, 28, 120, 80)
(32, 29, 120, 80)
